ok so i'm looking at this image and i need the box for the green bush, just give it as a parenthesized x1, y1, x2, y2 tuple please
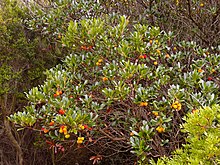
(24, 0, 220, 49)
(9, 16, 220, 164)
(0, 0, 69, 164)
(150, 105, 220, 165)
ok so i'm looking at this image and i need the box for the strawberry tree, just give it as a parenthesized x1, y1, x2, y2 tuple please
(9, 16, 220, 164)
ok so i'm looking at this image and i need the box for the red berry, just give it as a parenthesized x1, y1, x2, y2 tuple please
(143, 54, 147, 59)
(207, 77, 213, 81)
(58, 109, 65, 115)
(84, 125, 88, 129)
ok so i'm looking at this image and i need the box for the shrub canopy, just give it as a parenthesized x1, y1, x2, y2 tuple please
(9, 15, 220, 164)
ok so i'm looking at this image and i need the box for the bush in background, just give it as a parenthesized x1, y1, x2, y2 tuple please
(0, 0, 66, 164)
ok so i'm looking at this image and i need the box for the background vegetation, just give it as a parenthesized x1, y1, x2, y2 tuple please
(0, 0, 219, 165)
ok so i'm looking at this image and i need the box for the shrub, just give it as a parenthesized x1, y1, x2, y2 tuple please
(9, 16, 220, 164)
(0, 0, 68, 164)
(150, 105, 220, 165)
(23, 0, 220, 48)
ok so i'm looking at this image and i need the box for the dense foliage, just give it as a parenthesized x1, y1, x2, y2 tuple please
(1, 0, 219, 164)
(0, 0, 66, 164)
(10, 16, 220, 164)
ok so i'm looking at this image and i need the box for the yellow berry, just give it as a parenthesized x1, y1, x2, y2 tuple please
(79, 124, 85, 130)
(59, 128, 63, 133)
(77, 137, 84, 144)
(177, 104, 182, 111)
(154, 61, 158, 65)
(174, 101, 179, 104)
(152, 111, 159, 117)
(172, 104, 178, 109)
(156, 126, 165, 133)
(156, 49, 161, 54)
(65, 134, 70, 138)
(200, 3, 204, 7)
(211, 69, 216, 73)
(98, 59, 103, 63)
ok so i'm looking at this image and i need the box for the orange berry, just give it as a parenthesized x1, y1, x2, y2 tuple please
(156, 126, 165, 133)
(205, 52, 209, 55)
(140, 102, 148, 107)
(102, 77, 108, 81)
(80, 46, 87, 50)
(60, 125, 66, 129)
(49, 121, 54, 126)
(56, 90, 62, 96)
(149, 40, 153, 44)
(130, 132, 134, 136)
(192, 109, 199, 114)
(88, 46, 93, 50)
(139, 55, 144, 59)
(139, 54, 147, 59)
(43, 128, 49, 133)
(165, 54, 170, 58)
(84, 125, 88, 129)
(63, 130, 68, 135)
(58, 109, 65, 115)
(198, 68, 203, 73)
